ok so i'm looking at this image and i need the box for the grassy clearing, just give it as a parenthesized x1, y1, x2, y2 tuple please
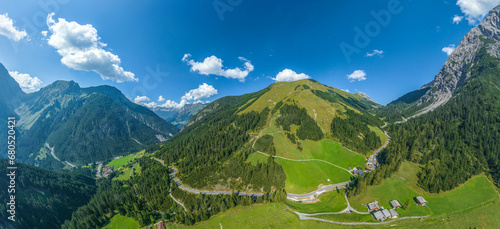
(185, 198, 500, 228)
(367, 125, 388, 146)
(348, 161, 498, 218)
(103, 214, 140, 229)
(301, 139, 365, 169)
(287, 191, 347, 213)
(114, 163, 141, 181)
(246, 152, 268, 165)
(250, 122, 362, 194)
(187, 203, 368, 229)
(275, 158, 352, 194)
(107, 150, 145, 169)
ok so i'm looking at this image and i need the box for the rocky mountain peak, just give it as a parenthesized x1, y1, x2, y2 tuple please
(355, 91, 375, 102)
(412, 5, 500, 118)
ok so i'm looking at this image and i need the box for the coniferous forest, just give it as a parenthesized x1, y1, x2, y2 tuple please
(350, 46, 500, 195)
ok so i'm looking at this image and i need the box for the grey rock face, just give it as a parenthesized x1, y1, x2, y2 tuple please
(415, 5, 500, 117)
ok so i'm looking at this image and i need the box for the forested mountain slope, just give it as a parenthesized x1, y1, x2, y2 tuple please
(352, 6, 500, 195)
(0, 63, 179, 169)
(156, 79, 386, 194)
(379, 5, 500, 122)
(0, 160, 96, 229)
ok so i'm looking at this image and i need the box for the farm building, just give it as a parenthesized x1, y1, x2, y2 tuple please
(415, 196, 427, 206)
(381, 209, 391, 219)
(372, 208, 399, 221)
(390, 200, 402, 209)
(367, 201, 380, 211)
(388, 209, 399, 219)
(372, 210, 385, 221)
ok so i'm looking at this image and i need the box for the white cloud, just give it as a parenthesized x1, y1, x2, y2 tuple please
(182, 54, 254, 82)
(442, 44, 456, 56)
(340, 89, 350, 93)
(272, 69, 311, 82)
(134, 96, 150, 104)
(157, 99, 187, 110)
(46, 13, 137, 83)
(9, 71, 43, 93)
(135, 83, 217, 110)
(453, 15, 464, 24)
(133, 96, 159, 109)
(347, 70, 367, 82)
(181, 83, 218, 101)
(456, 0, 500, 24)
(0, 13, 27, 41)
(365, 49, 384, 57)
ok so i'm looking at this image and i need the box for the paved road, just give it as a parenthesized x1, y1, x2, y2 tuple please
(170, 193, 187, 212)
(152, 129, 392, 202)
(344, 192, 370, 214)
(96, 163, 103, 178)
(169, 167, 264, 198)
(287, 181, 351, 199)
(367, 131, 391, 170)
(45, 142, 76, 168)
(295, 211, 428, 226)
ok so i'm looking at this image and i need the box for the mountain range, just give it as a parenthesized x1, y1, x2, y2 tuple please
(152, 103, 206, 129)
(382, 5, 500, 122)
(4, 5, 500, 228)
(0, 64, 179, 169)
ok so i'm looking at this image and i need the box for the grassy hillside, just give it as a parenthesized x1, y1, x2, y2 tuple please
(102, 214, 141, 229)
(287, 191, 347, 214)
(240, 79, 380, 135)
(181, 198, 500, 228)
(348, 161, 498, 218)
(107, 150, 145, 168)
(176, 169, 500, 229)
(247, 115, 366, 194)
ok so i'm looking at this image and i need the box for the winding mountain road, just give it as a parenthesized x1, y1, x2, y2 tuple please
(169, 167, 264, 198)
(151, 129, 391, 203)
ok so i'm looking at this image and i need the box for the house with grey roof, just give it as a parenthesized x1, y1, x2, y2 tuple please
(415, 196, 427, 206)
(388, 209, 399, 219)
(372, 210, 385, 221)
(390, 200, 402, 209)
(367, 201, 380, 211)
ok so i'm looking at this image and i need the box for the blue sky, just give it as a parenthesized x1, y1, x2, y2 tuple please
(0, 0, 496, 105)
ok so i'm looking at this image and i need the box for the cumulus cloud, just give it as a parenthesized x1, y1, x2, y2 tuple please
(347, 70, 367, 82)
(9, 71, 43, 93)
(181, 83, 218, 101)
(442, 44, 456, 56)
(135, 83, 217, 110)
(0, 13, 27, 41)
(453, 15, 464, 24)
(46, 13, 137, 83)
(365, 49, 384, 57)
(182, 54, 254, 82)
(456, 0, 500, 24)
(272, 69, 311, 82)
(340, 89, 350, 93)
